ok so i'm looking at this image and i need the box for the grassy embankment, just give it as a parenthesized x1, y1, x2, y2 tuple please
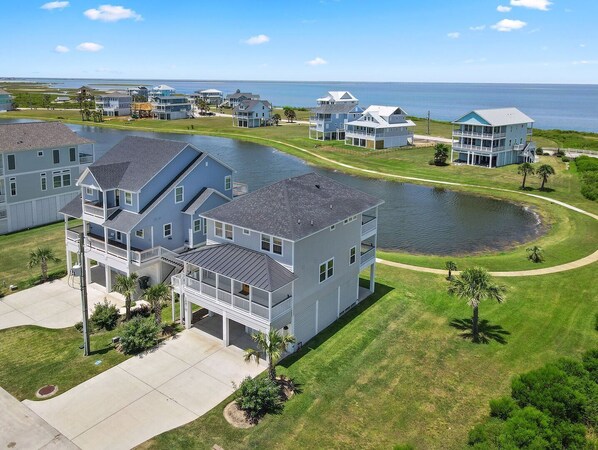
(140, 264, 598, 450)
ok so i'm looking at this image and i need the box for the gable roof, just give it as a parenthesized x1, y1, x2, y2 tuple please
(226, 92, 259, 100)
(182, 187, 231, 215)
(59, 194, 83, 218)
(317, 91, 358, 103)
(453, 108, 534, 126)
(234, 99, 272, 112)
(177, 244, 296, 292)
(153, 84, 174, 91)
(81, 136, 194, 192)
(363, 105, 407, 117)
(202, 172, 383, 241)
(0, 122, 92, 153)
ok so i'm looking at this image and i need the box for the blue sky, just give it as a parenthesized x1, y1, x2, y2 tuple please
(1, 0, 597, 83)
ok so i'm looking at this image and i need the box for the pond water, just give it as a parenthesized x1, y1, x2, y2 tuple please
(1, 119, 543, 255)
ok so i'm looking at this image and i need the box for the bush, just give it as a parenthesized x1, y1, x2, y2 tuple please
(583, 349, 598, 384)
(234, 376, 283, 423)
(562, 156, 570, 162)
(161, 321, 182, 337)
(580, 171, 598, 201)
(576, 156, 598, 173)
(535, 147, 544, 155)
(130, 303, 151, 318)
(119, 317, 161, 354)
(555, 149, 565, 157)
(90, 300, 119, 331)
(489, 396, 519, 420)
(74, 321, 83, 333)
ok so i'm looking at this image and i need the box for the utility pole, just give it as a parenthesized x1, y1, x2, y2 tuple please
(78, 233, 90, 356)
(427, 110, 431, 135)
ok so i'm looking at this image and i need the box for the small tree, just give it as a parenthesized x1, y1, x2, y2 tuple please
(244, 329, 296, 381)
(433, 143, 449, 166)
(537, 164, 555, 190)
(448, 267, 506, 343)
(27, 247, 60, 282)
(119, 316, 161, 354)
(113, 273, 139, 321)
(283, 107, 296, 123)
(517, 162, 535, 189)
(272, 113, 281, 126)
(445, 261, 457, 280)
(234, 376, 283, 423)
(90, 299, 120, 331)
(143, 283, 170, 325)
(526, 246, 544, 263)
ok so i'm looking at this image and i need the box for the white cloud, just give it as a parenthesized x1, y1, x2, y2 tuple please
(510, 0, 552, 11)
(491, 19, 527, 32)
(242, 34, 270, 45)
(76, 42, 104, 52)
(469, 25, 486, 31)
(580, 43, 586, 48)
(447, 32, 460, 39)
(84, 5, 142, 22)
(306, 56, 327, 66)
(41, 1, 69, 10)
(497, 5, 512, 12)
(464, 57, 487, 64)
(573, 60, 598, 65)
(54, 45, 69, 53)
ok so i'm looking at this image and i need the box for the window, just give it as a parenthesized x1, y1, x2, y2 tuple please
(215, 221, 223, 237)
(115, 231, 122, 241)
(224, 224, 233, 240)
(53, 171, 62, 188)
(124, 191, 133, 206)
(261, 234, 271, 252)
(135, 229, 144, 238)
(53, 149, 60, 164)
(243, 228, 250, 235)
(174, 186, 184, 203)
(330, 225, 336, 231)
(37, 151, 44, 157)
(273, 237, 282, 255)
(350, 246, 356, 265)
(225, 175, 231, 191)
(69, 147, 76, 162)
(7, 154, 15, 171)
(86, 187, 93, 196)
(62, 171, 70, 187)
(40, 173, 47, 191)
(9, 178, 16, 196)
(202, 218, 207, 235)
(163, 223, 172, 238)
(193, 219, 201, 232)
(319, 258, 334, 283)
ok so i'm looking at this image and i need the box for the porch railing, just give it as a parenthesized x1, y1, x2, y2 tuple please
(361, 215, 377, 236)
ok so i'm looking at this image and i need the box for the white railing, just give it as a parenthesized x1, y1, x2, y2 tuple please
(251, 302, 269, 320)
(217, 289, 232, 304)
(66, 229, 80, 241)
(453, 143, 504, 152)
(233, 295, 250, 311)
(362, 216, 377, 236)
(79, 155, 93, 164)
(271, 296, 292, 319)
(83, 203, 119, 219)
(360, 247, 376, 266)
(453, 130, 499, 138)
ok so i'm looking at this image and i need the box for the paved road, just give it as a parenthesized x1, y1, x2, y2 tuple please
(0, 279, 122, 330)
(25, 327, 265, 450)
(0, 387, 78, 449)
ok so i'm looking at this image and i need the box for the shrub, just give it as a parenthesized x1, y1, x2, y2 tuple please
(74, 321, 83, 333)
(583, 349, 598, 384)
(580, 171, 598, 201)
(555, 149, 565, 157)
(489, 396, 519, 420)
(468, 418, 504, 448)
(130, 303, 151, 318)
(576, 156, 598, 173)
(90, 300, 119, 331)
(119, 316, 161, 354)
(161, 321, 182, 337)
(535, 147, 544, 155)
(562, 156, 570, 162)
(234, 376, 283, 423)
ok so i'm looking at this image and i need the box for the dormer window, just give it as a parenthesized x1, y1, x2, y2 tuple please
(175, 186, 184, 203)
(124, 191, 133, 206)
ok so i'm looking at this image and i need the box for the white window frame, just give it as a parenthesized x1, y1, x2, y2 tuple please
(215, 221, 223, 237)
(52, 171, 62, 189)
(37, 151, 44, 157)
(86, 187, 93, 196)
(62, 170, 70, 187)
(272, 237, 283, 255)
(9, 178, 16, 196)
(261, 234, 271, 252)
(40, 173, 47, 191)
(174, 186, 184, 204)
(224, 223, 233, 240)
(135, 229, 144, 238)
(163, 223, 172, 238)
(243, 228, 250, 235)
(193, 219, 201, 233)
(224, 175, 232, 191)
(319, 258, 334, 283)
(124, 191, 133, 206)
(330, 225, 335, 231)
(350, 246, 356, 265)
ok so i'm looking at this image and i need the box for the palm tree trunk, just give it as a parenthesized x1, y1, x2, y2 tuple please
(541, 176, 546, 190)
(472, 306, 479, 343)
(268, 360, 276, 381)
(522, 173, 527, 189)
(41, 259, 48, 282)
(125, 296, 131, 321)
(155, 302, 162, 325)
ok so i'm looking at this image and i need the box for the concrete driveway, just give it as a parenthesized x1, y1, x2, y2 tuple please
(25, 327, 265, 450)
(0, 278, 122, 330)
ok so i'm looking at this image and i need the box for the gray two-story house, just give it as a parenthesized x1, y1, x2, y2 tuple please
(171, 172, 382, 348)
(0, 122, 93, 234)
(309, 91, 363, 141)
(232, 100, 272, 128)
(152, 96, 192, 120)
(95, 94, 132, 117)
(60, 136, 234, 292)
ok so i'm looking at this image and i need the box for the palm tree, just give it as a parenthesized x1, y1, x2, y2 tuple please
(448, 267, 506, 343)
(445, 261, 457, 280)
(195, 98, 208, 114)
(244, 329, 296, 381)
(27, 247, 60, 283)
(144, 283, 170, 325)
(526, 246, 544, 263)
(113, 273, 139, 321)
(536, 164, 555, 190)
(517, 162, 535, 189)
(434, 143, 450, 165)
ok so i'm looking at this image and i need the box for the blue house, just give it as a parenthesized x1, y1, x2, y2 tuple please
(309, 91, 363, 141)
(60, 136, 234, 293)
(0, 89, 13, 111)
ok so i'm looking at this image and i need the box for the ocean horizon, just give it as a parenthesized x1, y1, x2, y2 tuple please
(4, 77, 598, 132)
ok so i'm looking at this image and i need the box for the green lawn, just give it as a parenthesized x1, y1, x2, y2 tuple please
(141, 264, 598, 450)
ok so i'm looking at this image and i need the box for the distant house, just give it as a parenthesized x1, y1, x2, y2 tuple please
(127, 86, 149, 102)
(53, 96, 71, 104)
(59, 136, 234, 293)
(317, 91, 359, 106)
(451, 107, 536, 168)
(0, 89, 13, 111)
(191, 89, 224, 106)
(309, 91, 363, 141)
(151, 84, 176, 98)
(232, 100, 272, 128)
(95, 94, 132, 117)
(224, 90, 260, 108)
(152, 96, 192, 120)
(131, 101, 153, 118)
(0, 122, 94, 234)
(345, 105, 415, 149)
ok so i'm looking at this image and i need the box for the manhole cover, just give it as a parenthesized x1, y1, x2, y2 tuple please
(36, 385, 58, 398)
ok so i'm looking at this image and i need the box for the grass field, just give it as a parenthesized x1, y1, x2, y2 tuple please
(141, 264, 598, 450)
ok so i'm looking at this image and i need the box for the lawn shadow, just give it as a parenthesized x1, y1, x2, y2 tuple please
(449, 318, 510, 345)
(279, 278, 394, 369)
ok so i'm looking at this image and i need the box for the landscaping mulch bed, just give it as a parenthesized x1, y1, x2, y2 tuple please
(223, 401, 254, 429)
(35, 384, 58, 399)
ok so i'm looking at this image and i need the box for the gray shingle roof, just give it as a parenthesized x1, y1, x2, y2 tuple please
(177, 244, 296, 292)
(311, 103, 363, 114)
(0, 122, 92, 153)
(226, 92, 259, 100)
(202, 172, 383, 241)
(233, 99, 272, 113)
(59, 195, 83, 218)
(85, 136, 195, 191)
(182, 187, 230, 215)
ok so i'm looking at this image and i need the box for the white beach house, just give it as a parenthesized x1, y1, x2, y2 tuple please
(345, 105, 415, 149)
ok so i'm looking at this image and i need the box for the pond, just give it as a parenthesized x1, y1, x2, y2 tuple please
(1, 119, 543, 255)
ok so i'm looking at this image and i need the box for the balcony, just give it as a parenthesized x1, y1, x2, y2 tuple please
(361, 214, 377, 238)
(83, 201, 120, 220)
(346, 129, 376, 138)
(452, 143, 505, 153)
(360, 244, 376, 269)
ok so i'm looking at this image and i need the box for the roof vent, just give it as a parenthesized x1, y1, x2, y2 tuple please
(315, 184, 320, 189)
(297, 219, 301, 224)
(330, 204, 333, 209)
(310, 220, 314, 226)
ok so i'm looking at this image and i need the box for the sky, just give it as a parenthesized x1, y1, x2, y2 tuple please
(1, 0, 597, 83)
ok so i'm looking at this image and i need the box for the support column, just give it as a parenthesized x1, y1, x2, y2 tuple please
(66, 249, 73, 273)
(105, 265, 112, 293)
(179, 292, 185, 324)
(185, 296, 192, 329)
(171, 289, 175, 322)
(222, 312, 229, 346)
(369, 263, 376, 293)
(85, 256, 92, 281)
